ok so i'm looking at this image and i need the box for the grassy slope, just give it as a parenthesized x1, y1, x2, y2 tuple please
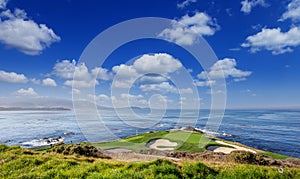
(95, 130, 221, 153)
(0, 144, 299, 179)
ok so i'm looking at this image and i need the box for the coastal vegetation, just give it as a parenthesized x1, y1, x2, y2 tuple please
(0, 144, 299, 178)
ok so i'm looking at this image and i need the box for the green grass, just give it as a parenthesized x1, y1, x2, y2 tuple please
(260, 151, 290, 160)
(95, 130, 220, 153)
(96, 130, 294, 160)
(0, 144, 299, 179)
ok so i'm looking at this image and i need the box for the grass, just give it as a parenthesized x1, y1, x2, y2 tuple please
(0, 144, 299, 178)
(260, 151, 290, 160)
(95, 130, 221, 153)
(96, 130, 293, 161)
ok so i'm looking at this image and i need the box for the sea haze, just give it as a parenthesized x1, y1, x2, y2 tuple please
(0, 109, 299, 158)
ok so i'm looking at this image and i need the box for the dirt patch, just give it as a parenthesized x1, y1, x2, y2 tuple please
(105, 148, 132, 153)
(147, 139, 178, 151)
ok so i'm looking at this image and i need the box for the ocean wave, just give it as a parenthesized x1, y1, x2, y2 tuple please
(21, 136, 64, 148)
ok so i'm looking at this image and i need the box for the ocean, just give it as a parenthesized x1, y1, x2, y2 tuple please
(0, 109, 299, 158)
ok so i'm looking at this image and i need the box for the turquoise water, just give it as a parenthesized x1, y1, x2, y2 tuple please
(0, 109, 299, 158)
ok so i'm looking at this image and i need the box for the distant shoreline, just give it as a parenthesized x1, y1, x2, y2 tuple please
(0, 107, 71, 111)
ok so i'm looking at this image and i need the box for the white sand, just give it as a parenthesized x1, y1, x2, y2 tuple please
(147, 139, 178, 151)
(208, 140, 257, 154)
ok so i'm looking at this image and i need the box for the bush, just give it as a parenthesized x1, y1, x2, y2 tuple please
(48, 143, 111, 159)
(227, 151, 269, 165)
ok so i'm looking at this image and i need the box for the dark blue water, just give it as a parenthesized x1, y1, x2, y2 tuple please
(0, 109, 299, 158)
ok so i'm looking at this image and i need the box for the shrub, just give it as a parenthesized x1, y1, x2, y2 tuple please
(48, 143, 111, 159)
(227, 151, 269, 165)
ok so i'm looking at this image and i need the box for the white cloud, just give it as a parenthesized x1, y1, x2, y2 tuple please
(138, 75, 168, 84)
(194, 80, 216, 87)
(0, 70, 28, 83)
(30, 78, 40, 84)
(42, 78, 57, 87)
(133, 53, 182, 74)
(53, 60, 76, 79)
(242, 27, 300, 54)
(139, 82, 178, 94)
(177, 0, 197, 9)
(198, 58, 252, 82)
(112, 53, 182, 88)
(72, 88, 81, 95)
(112, 64, 138, 88)
(120, 93, 143, 100)
(53, 60, 110, 88)
(241, 0, 268, 14)
(0, 8, 60, 55)
(111, 93, 147, 108)
(14, 87, 37, 96)
(159, 12, 219, 45)
(88, 93, 111, 103)
(180, 88, 193, 94)
(96, 94, 110, 101)
(280, 0, 300, 22)
(0, 0, 8, 9)
(64, 79, 98, 88)
(91, 67, 112, 81)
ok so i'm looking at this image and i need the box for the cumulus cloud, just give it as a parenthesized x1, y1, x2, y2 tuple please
(0, 8, 60, 55)
(64, 79, 98, 88)
(194, 80, 216, 87)
(112, 64, 138, 88)
(133, 53, 182, 74)
(112, 93, 147, 108)
(30, 78, 40, 84)
(0, 0, 8, 9)
(140, 82, 178, 94)
(197, 58, 252, 82)
(112, 53, 182, 88)
(91, 67, 112, 81)
(280, 0, 300, 22)
(241, 0, 268, 14)
(53, 60, 76, 79)
(138, 75, 168, 84)
(14, 87, 37, 96)
(242, 27, 300, 54)
(159, 12, 219, 45)
(42, 78, 57, 87)
(0, 70, 28, 83)
(177, 0, 197, 9)
(52, 59, 111, 88)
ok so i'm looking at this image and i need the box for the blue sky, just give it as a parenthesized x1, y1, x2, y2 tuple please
(0, 0, 299, 109)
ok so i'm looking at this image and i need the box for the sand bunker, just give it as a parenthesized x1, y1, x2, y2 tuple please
(147, 139, 178, 151)
(207, 140, 256, 154)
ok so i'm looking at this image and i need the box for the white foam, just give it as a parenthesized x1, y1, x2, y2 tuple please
(21, 137, 64, 148)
